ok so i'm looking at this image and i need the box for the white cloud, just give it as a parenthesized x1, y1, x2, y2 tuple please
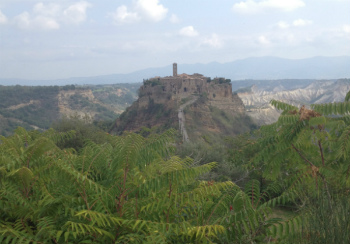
(63, 1, 91, 25)
(135, 0, 168, 22)
(33, 3, 61, 17)
(169, 14, 180, 23)
(277, 21, 289, 29)
(0, 9, 8, 24)
(275, 19, 312, 29)
(179, 26, 198, 37)
(344, 25, 350, 33)
(109, 5, 139, 24)
(13, 1, 91, 31)
(202, 34, 223, 48)
(293, 18, 312, 26)
(110, 0, 168, 24)
(14, 11, 60, 30)
(233, 0, 305, 14)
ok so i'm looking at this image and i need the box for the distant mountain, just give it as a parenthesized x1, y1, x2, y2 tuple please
(1, 56, 349, 86)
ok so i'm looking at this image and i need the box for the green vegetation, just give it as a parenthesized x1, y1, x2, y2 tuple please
(1, 83, 350, 243)
(245, 95, 350, 243)
(210, 106, 257, 134)
(143, 79, 161, 87)
(0, 86, 60, 135)
(0, 127, 290, 244)
(116, 98, 175, 134)
(178, 90, 350, 243)
(206, 77, 231, 84)
(212, 78, 231, 84)
(52, 115, 110, 151)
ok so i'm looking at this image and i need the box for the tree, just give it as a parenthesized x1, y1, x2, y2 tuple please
(249, 91, 350, 243)
(1, 127, 285, 243)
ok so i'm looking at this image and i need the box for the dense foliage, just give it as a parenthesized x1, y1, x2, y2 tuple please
(1, 88, 350, 243)
(248, 92, 350, 243)
(0, 86, 60, 134)
(0, 127, 293, 243)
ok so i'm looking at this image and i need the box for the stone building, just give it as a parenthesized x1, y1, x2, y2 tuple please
(137, 64, 245, 115)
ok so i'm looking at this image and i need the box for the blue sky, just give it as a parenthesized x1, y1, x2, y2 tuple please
(0, 0, 349, 80)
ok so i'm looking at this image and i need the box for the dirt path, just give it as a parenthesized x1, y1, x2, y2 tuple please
(6, 100, 39, 110)
(178, 96, 198, 142)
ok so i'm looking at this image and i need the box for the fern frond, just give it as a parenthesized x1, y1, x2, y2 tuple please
(335, 125, 350, 160)
(276, 114, 299, 125)
(311, 102, 350, 115)
(41, 128, 76, 145)
(270, 100, 298, 112)
(63, 221, 115, 240)
(187, 224, 225, 240)
(269, 215, 302, 239)
(0, 221, 43, 244)
(244, 179, 261, 207)
(345, 90, 350, 102)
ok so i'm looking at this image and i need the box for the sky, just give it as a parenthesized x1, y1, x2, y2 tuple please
(0, 0, 349, 80)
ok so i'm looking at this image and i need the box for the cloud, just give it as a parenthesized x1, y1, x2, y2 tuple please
(202, 34, 223, 48)
(110, 0, 168, 24)
(33, 3, 61, 17)
(109, 5, 139, 24)
(233, 0, 305, 14)
(63, 1, 92, 25)
(14, 2, 61, 30)
(13, 1, 91, 31)
(275, 19, 312, 29)
(293, 18, 312, 26)
(14, 11, 60, 30)
(344, 25, 350, 33)
(135, 0, 168, 22)
(169, 14, 180, 23)
(179, 26, 198, 37)
(0, 9, 8, 24)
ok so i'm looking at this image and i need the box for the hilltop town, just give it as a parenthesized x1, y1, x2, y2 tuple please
(138, 63, 244, 114)
(112, 63, 254, 140)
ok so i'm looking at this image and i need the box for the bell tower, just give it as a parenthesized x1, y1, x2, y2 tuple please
(173, 63, 177, 77)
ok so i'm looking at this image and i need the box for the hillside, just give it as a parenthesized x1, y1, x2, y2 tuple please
(0, 84, 139, 136)
(112, 70, 255, 141)
(237, 79, 350, 125)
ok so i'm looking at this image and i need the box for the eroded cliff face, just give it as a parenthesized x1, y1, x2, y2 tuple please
(114, 73, 247, 134)
(237, 79, 350, 125)
(58, 89, 98, 119)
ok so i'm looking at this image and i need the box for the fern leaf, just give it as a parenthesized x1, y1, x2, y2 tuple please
(270, 100, 298, 112)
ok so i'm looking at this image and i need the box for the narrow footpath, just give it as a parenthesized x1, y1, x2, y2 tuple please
(178, 96, 198, 142)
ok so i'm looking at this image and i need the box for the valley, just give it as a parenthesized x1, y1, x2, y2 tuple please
(0, 84, 139, 136)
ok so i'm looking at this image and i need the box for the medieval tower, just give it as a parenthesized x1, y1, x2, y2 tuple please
(173, 63, 177, 77)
